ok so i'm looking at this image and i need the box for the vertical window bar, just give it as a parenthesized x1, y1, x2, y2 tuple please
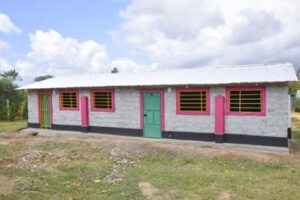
(239, 91, 241, 112)
(200, 91, 202, 111)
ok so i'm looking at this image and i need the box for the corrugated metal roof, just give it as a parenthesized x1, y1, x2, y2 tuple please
(18, 63, 298, 90)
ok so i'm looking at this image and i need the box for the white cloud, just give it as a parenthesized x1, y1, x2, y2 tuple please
(116, 0, 300, 67)
(0, 57, 13, 71)
(16, 30, 110, 78)
(229, 9, 282, 44)
(15, 30, 152, 80)
(0, 13, 21, 34)
(0, 39, 9, 51)
(111, 58, 158, 72)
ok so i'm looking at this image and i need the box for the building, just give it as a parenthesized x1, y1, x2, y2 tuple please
(19, 63, 297, 148)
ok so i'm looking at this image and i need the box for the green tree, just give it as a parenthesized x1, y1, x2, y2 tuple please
(0, 69, 21, 82)
(289, 81, 300, 95)
(0, 69, 27, 120)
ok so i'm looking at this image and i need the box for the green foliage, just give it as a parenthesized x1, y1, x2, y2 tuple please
(0, 69, 21, 82)
(295, 98, 300, 112)
(292, 129, 300, 138)
(289, 81, 300, 95)
(23, 100, 28, 120)
(0, 69, 27, 121)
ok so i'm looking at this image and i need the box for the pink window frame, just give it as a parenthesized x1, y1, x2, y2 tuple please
(37, 90, 53, 125)
(225, 86, 266, 116)
(139, 89, 165, 131)
(90, 89, 115, 112)
(176, 88, 210, 115)
(59, 89, 80, 111)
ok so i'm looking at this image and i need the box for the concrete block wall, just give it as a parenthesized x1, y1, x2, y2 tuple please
(28, 90, 39, 124)
(52, 90, 81, 126)
(83, 88, 140, 129)
(27, 83, 289, 138)
(164, 86, 225, 133)
(225, 84, 289, 137)
(165, 84, 288, 137)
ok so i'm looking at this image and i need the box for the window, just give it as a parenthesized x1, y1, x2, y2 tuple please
(59, 90, 79, 110)
(226, 86, 266, 116)
(91, 89, 115, 112)
(176, 88, 210, 115)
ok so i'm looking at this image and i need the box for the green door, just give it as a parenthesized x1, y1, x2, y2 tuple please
(143, 92, 161, 138)
(40, 93, 51, 128)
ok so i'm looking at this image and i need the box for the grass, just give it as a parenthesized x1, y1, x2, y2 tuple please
(130, 157, 299, 200)
(293, 129, 300, 137)
(0, 120, 300, 199)
(0, 143, 300, 200)
(0, 121, 27, 132)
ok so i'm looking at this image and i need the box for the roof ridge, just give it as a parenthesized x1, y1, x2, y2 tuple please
(158, 62, 293, 73)
(17, 62, 297, 90)
(49, 63, 294, 78)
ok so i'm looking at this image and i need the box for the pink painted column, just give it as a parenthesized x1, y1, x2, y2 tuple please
(215, 95, 225, 143)
(81, 96, 89, 132)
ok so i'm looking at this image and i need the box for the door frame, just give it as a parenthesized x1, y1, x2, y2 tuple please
(37, 90, 53, 128)
(139, 89, 165, 132)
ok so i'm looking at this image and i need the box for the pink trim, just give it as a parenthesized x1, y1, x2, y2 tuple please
(80, 96, 89, 127)
(59, 90, 80, 111)
(90, 89, 115, 112)
(37, 90, 53, 125)
(215, 96, 225, 135)
(225, 86, 266, 116)
(139, 89, 165, 131)
(176, 88, 210, 115)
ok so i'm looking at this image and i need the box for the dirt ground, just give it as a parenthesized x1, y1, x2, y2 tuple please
(0, 128, 300, 199)
(18, 128, 294, 164)
(292, 112, 300, 119)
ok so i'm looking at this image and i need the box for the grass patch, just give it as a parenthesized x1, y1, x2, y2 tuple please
(292, 117, 300, 123)
(0, 121, 27, 132)
(124, 156, 300, 200)
(1, 138, 299, 200)
(0, 121, 300, 199)
(292, 129, 300, 138)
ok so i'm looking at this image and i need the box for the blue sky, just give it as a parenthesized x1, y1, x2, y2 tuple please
(0, 0, 129, 57)
(0, 0, 299, 85)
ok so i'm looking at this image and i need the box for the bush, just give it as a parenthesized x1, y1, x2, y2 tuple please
(0, 79, 27, 121)
(295, 98, 300, 112)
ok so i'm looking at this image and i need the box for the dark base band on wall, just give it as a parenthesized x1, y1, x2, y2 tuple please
(163, 131, 287, 147)
(52, 124, 87, 132)
(162, 131, 214, 141)
(51, 124, 143, 137)
(28, 123, 287, 148)
(82, 127, 89, 133)
(89, 126, 143, 137)
(288, 128, 292, 140)
(29, 123, 143, 137)
(28, 123, 40, 128)
(224, 134, 288, 147)
(215, 135, 224, 143)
